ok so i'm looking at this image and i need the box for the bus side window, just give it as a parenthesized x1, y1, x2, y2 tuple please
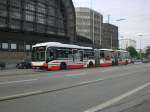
(72, 49, 78, 62)
(46, 49, 55, 63)
(100, 51, 104, 58)
(79, 51, 84, 61)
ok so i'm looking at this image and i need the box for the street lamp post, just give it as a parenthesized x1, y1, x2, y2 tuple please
(138, 35, 143, 60)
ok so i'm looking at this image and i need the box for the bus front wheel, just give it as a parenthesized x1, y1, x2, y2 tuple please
(60, 62, 67, 70)
(88, 62, 94, 68)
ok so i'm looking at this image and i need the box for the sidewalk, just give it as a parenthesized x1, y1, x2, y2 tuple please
(0, 69, 35, 77)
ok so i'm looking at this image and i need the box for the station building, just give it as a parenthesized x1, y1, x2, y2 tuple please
(0, 0, 76, 63)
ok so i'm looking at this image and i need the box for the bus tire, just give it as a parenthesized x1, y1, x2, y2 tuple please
(88, 61, 94, 68)
(60, 62, 67, 70)
(112, 61, 115, 66)
(126, 60, 128, 65)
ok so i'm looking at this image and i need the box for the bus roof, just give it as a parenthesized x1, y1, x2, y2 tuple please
(99, 49, 114, 51)
(32, 42, 92, 50)
(117, 50, 128, 52)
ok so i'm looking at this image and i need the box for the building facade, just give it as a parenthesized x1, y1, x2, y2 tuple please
(75, 7, 103, 48)
(0, 0, 76, 63)
(101, 23, 118, 49)
(119, 38, 136, 50)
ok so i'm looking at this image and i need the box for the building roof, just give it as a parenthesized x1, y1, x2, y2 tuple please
(75, 7, 103, 16)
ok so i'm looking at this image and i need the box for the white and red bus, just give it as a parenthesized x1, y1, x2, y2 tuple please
(116, 50, 131, 65)
(32, 42, 95, 70)
(32, 42, 131, 70)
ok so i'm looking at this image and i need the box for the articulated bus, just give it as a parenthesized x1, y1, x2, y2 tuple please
(32, 42, 95, 70)
(32, 42, 130, 70)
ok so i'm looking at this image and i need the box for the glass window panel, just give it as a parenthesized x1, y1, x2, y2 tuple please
(37, 24, 46, 33)
(10, 7, 21, 19)
(0, 5, 7, 17)
(10, 19, 21, 29)
(24, 1, 35, 11)
(47, 26, 56, 34)
(26, 45, 30, 50)
(25, 10, 34, 21)
(0, 17, 6, 27)
(37, 2, 46, 7)
(10, 0, 21, 8)
(0, 0, 7, 4)
(57, 19, 64, 29)
(2, 43, 8, 49)
(37, 2, 46, 14)
(23, 22, 34, 31)
(47, 0, 55, 7)
(11, 44, 17, 50)
(48, 7, 55, 16)
(57, 29, 65, 35)
(47, 16, 55, 26)
(37, 14, 46, 24)
(18, 44, 24, 50)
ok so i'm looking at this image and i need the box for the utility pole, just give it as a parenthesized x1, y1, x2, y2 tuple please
(138, 35, 143, 61)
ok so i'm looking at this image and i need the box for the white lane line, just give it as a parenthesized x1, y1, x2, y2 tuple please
(84, 81, 150, 112)
(0, 90, 43, 101)
(0, 78, 107, 101)
(79, 78, 106, 85)
(0, 79, 38, 85)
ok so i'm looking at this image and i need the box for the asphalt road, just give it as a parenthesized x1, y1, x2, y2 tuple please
(0, 63, 150, 112)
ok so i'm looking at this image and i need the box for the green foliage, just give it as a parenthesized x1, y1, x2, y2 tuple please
(126, 46, 138, 58)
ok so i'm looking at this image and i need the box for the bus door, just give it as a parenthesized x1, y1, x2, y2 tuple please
(100, 50, 105, 65)
(79, 50, 84, 62)
(72, 49, 79, 63)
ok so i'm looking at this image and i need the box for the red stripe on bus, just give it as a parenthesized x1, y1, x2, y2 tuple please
(100, 63, 112, 67)
(48, 66, 60, 71)
(67, 64, 84, 69)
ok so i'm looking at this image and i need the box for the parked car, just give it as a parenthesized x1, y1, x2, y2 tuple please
(0, 62, 6, 70)
(16, 60, 32, 69)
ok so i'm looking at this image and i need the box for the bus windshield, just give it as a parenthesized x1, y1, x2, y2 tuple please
(32, 46, 46, 61)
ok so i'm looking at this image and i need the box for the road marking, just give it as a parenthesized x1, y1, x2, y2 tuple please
(0, 90, 44, 101)
(79, 78, 107, 85)
(0, 79, 38, 85)
(0, 78, 106, 101)
(84, 81, 150, 112)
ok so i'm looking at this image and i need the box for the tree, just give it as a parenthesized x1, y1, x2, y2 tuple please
(126, 46, 138, 58)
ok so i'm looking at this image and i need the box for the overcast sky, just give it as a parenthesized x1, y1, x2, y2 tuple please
(73, 0, 150, 49)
